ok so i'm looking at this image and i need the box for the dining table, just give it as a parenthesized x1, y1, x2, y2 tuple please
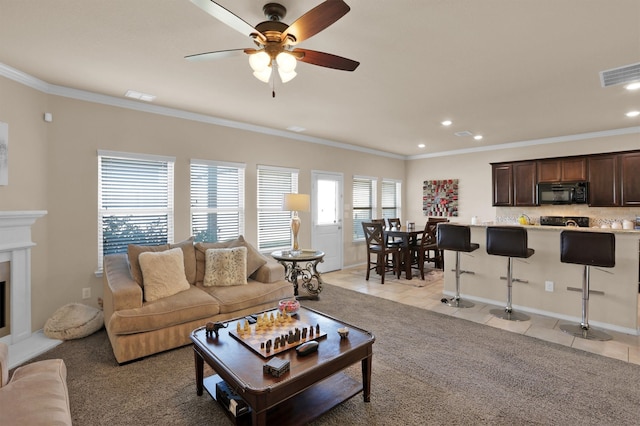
(384, 226, 423, 280)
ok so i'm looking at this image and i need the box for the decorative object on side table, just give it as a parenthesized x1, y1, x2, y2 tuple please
(282, 193, 310, 255)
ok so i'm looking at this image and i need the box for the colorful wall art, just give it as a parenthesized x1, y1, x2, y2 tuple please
(423, 179, 458, 217)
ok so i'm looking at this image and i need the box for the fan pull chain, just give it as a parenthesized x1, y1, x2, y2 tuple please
(271, 70, 276, 98)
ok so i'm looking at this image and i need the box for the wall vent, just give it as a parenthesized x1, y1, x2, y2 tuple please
(454, 131, 473, 137)
(599, 62, 640, 87)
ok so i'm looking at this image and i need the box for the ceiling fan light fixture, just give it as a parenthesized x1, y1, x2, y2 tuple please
(249, 51, 271, 72)
(276, 52, 297, 73)
(278, 69, 297, 83)
(253, 67, 272, 83)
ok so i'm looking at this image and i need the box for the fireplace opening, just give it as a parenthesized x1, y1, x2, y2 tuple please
(0, 261, 9, 339)
(0, 280, 5, 328)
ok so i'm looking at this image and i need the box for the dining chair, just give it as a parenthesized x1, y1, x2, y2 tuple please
(387, 218, 401, 228)
(385, 218, 403, 246)
(362, 222, 401, 284)
(409, 222, 442, 279)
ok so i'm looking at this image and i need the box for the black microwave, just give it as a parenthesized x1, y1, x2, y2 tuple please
(537, 182, 588, 205)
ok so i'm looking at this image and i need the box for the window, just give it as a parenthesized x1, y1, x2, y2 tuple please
(352, 176, 377, 241)
(190, 160, 245, 243)
(381, 179, 402, 221)
(257, 165, 299, 251)
(97, 150, 174, 271)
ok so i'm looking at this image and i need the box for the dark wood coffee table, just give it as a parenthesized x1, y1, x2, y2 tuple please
(191, 306, 375, 426)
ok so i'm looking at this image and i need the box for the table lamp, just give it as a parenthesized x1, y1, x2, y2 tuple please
(283, 193, 310, 255)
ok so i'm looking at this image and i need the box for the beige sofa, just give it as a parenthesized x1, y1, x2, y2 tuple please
(0, 342, 72, 425)
(103, 236, 294, 364)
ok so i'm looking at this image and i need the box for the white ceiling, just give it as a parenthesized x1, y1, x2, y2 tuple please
(1, 0, 639, 157)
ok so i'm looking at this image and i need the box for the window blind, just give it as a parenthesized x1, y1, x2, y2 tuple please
(382, 179, 401, 220)
(97, 152, 174, 271)
(190, 160, 245, 243)
(257, 166, 298, 251)
(352, 176, 376, 240)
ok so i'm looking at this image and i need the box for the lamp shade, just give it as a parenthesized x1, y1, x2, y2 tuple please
(283, 193, 310, 212)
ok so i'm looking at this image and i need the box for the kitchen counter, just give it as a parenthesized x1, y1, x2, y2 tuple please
(442, 224, 639, 334)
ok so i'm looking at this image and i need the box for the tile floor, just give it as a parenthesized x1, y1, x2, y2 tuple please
(322, 266, 640, 365)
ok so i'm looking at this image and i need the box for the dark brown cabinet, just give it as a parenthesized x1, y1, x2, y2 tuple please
(620, 152, 640, 206)
(492, 161, 536, 206)
(493, 150, 640, 208)
(492, 164, 513, 206)
(588, 154, 619, 206)
(537, 158, 587, 182)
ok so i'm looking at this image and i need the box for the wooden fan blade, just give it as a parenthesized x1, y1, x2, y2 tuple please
(190, 0, 265, 42)
(185, 48, 250, 62)
(294, 48, 359, 71)
(281, 0, 350, 44)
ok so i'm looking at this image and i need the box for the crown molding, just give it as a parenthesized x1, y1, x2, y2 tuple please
(0, 62, 405, 160)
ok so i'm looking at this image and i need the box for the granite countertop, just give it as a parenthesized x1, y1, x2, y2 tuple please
(467, 223, 640, 234)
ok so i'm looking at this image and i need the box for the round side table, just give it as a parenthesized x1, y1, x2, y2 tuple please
(271, 250, 325, 300)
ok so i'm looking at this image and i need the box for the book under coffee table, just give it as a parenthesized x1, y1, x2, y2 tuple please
(190, 306, 375, 426)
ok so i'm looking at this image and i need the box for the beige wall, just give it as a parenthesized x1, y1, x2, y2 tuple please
(406, 133, 640, 226)
(0, 78, 50, 330)
(0, 75, 405, 330)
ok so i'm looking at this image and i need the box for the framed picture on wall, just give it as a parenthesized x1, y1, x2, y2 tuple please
(0, 122, 7, 186)
(423, 179, 458, 217)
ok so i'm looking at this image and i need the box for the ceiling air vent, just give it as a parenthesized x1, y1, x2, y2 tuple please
(454, 131, 473, 137)
(599, 62, 640, 87)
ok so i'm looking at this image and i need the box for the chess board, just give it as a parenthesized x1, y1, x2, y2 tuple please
(229, 310, 327, 358)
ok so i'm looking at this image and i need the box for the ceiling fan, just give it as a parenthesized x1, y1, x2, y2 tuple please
(186, 0, 359, 92)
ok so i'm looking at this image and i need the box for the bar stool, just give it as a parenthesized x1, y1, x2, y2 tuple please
(559, 230, 615, 341)
(437, 224, 479, 308)
(486, 226, 534, 321)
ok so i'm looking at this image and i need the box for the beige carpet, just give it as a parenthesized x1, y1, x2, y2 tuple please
(21, 283, 640, 425)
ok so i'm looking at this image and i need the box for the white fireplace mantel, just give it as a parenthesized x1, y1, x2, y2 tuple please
(0, 210, 47, 344)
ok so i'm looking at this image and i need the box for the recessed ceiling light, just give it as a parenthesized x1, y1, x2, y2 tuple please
(474, 135, 483, 140)
(441, 120, 453, 126)
(626, 110, 640, 117)
(625, 82, 640, 91)
(418, 143, 426, 148)
(125, 90, 156, 102)
(286, 126, 306, 132)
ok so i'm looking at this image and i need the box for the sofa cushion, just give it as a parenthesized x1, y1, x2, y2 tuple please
(43, 303, 104, 340)
(195, 240, 232, 283)
(204, 247, 248, 287)
(128, 237, 196, 287)
(228, 236, 268, 277)
(108, 286, 220, 335)
(139, 248, 191, 302)
(198, 279, 294, 314)
(0, 358, 72, 425)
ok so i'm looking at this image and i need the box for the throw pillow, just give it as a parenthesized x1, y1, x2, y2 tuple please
(195, 240, 232, 283)
(128, 237, 195, 287)
(203, 247, 248, 287)
(228, 235, 268, 277)
(139, 247, 191, 302)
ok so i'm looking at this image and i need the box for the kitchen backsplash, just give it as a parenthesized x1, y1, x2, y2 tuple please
(496, 206, 640, 227)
